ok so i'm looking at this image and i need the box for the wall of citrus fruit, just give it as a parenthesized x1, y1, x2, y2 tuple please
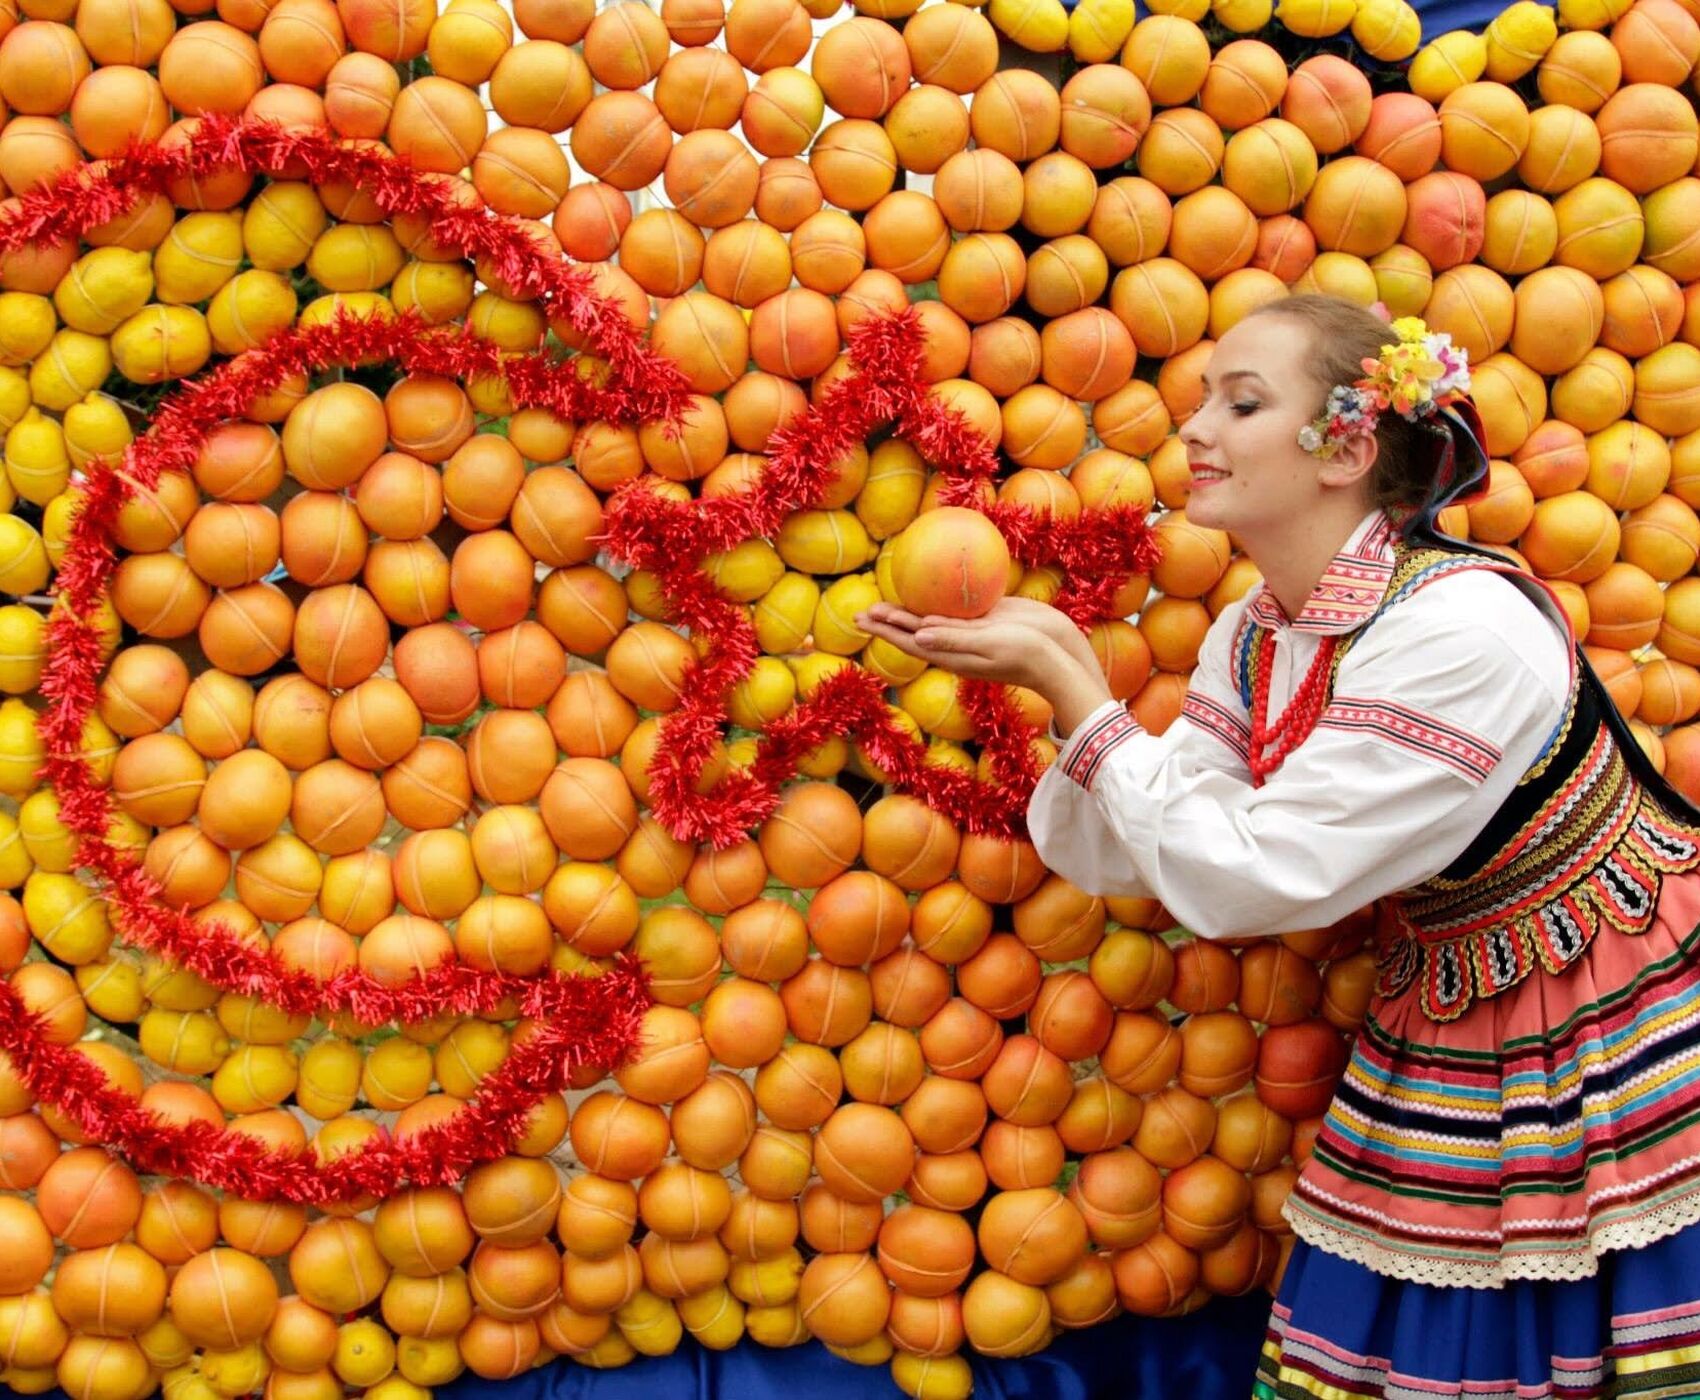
(0, 0, 1697, 1397)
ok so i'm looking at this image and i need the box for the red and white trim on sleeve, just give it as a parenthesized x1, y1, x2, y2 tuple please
(1317, 696, 1503, 784)
(1061, 706, 1144, 791)
(1181, 692, 1251, 763)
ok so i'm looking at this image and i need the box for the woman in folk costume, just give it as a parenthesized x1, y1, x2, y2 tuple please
(859, 292, 1700, 1398)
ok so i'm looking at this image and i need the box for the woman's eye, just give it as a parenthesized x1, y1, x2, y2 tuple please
(1231, 401, 1260, 416)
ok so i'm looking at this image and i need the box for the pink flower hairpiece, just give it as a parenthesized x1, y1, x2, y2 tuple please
(1299, 317, 1472, 460)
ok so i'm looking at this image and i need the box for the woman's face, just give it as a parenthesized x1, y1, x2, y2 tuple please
(1178, 315, 1340, 539)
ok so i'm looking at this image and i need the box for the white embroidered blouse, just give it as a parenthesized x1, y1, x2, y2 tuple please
(1027, 511, 1575, 941)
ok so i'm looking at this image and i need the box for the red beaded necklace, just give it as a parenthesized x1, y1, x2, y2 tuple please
(1247, 629, 1339, 788)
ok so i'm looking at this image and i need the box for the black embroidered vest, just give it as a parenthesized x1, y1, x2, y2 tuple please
(1235, 538, 1700, 1023)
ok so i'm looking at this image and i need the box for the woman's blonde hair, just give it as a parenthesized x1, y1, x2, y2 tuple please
(1246, 294, 1427, 512)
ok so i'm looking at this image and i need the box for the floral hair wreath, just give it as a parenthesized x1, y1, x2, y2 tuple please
(1298, 316, 1473, 459)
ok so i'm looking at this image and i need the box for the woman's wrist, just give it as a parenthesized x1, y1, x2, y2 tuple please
(1036, 646, 1117, 738)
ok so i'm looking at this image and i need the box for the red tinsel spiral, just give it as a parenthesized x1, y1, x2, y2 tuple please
(22, 129, 690, 1200)
(19, 126, 1162, 1198)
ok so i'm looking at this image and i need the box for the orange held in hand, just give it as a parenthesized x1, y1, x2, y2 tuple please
(888, 506, 1012, 620)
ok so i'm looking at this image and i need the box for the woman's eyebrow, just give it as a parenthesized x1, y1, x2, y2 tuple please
(1199, 370, 1268, 390)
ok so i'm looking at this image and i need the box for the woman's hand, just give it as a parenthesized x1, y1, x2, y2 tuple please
(854, 594, 1085, 681)
(857, 597, 1119, 735)
(856, 598, 1046, 687)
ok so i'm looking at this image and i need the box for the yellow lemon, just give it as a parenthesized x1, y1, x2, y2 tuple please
(829, 1336, 894, 1366)
(0, 808, 33, 888)
(4, 410, 68, 508)
(17, 787, 73, 871)
(901, 666, 976, 740)
(1276, 0, 1356, 35)
(1409, 30, 1488, 101)
(77, 711, 119, 786)
(677, 1286, 745, 1350)
(744, 1303, 806, 1349)
(216, 992, 312, 1047)
(0, 367, 30, 434)
(136, 1317, 194, 1372)
(892, 1351, 975, 1400)
(467, 362, 516, 417)
(813, 572, 882, 655)
(753, 572, 820, 654)
(62, 393, 132, 470)
(40, 490, 77, 566)
(1484, 0, 1557, 81)
(616, 1289, 684, 1358)
(363, 1380, 431, 1400)
(728, 1251, 804, 1307)
(297, 1037, 363, 1120)
(0, 697, 42, 796)
(77, 958, 146, 1025)
(242, 181, 328, 271)
(856, 440, 927, 540)
(703, 539, 786, 603)
(1214, 0, 1274, 29)
(1352, 0, 1420, 60)
(988, 0, 1070, 47)
(391, 260, 476, 325)
(362, 1037, 435, 1111)
(1557, 0, 1631, 29)
(110, 305, 212, 384)
(726, 655, 798, 730)
(1069, 0, 1135, 56)
(24, 869, 111, 964)
(790, 649, 854, 698)
(296, 291, 396, 338)
(207, 269, 299, 354)
(0, 293, 55, 368)
(140, 954, 220, 1013)
(199, 1343, 270, 1399)
(136, 1007, 231, 1075)
(307, 223, 408, 294)
(777, 508, 874, 574)
(861, 636, 928, 687)
(54, 247, 154, 335)
(333, 1319, 396, 1389)
(0, 516, 48, 597)
(466, 290, 547, 350)
(28, 329, 111, 413)
(396, 1336, 463, 1386)
(212, 1044, 300, 1114)
(432, 1018, 509, 1098)
(154, 211, 243, 304)
(798, 734, 849, 778)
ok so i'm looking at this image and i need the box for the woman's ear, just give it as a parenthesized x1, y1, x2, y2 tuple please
(1315, 428, 1378, 492)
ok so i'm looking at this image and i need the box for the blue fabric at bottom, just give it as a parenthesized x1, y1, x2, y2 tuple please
(1266, 1223, 1700, 1396)
(439, 1292, 1272, 1400)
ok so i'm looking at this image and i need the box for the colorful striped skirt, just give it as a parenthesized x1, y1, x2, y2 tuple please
(1287, 868, 1700, 1288)
(1254, 1230, 1700, 1399)
(1256, 870, 1700, 1396)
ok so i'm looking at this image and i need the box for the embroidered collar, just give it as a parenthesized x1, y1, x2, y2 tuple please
(1243, 511, 1398, 636)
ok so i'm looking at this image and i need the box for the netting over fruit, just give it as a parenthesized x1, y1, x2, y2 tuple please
(0, 0, 1696, 1397)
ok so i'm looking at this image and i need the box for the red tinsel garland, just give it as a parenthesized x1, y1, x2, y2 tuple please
(0, 959, 648, 1203)
(19, 123, 1163, 1196)
(0, 116, 691, 427)
(38, 316, 678, 1022)
(20, 128, 688, 1199)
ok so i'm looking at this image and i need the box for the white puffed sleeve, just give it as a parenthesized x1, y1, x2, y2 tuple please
(1025, 571, 1572, 940)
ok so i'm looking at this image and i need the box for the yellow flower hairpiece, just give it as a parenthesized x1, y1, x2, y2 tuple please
(1298, 316, 1472, 459)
